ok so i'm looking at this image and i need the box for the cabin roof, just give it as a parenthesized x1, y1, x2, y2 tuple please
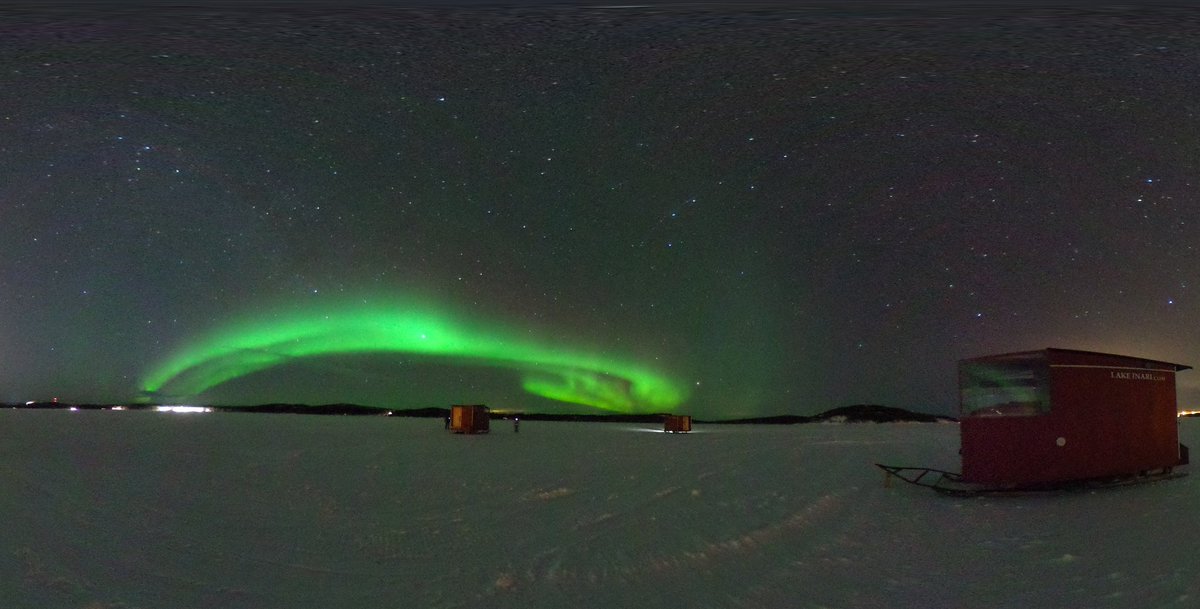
(962, 347, 1191, 372)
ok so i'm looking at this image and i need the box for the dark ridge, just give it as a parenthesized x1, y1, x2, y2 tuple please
(3, 401, 138, 410)
(2, 402, 954, 422)
(710, 414, 817, 425)
(388, 406, 451, 418)
(490, 412, 668, 424)
(214, 403, 389, 415)
(814, 404, 956, 423)
(1, 401, 394, 415)
(713, 404, 955, 424)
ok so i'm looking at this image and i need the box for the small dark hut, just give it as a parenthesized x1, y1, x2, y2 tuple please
(449, 404, 490, 434)
(663, 414, 692, 433)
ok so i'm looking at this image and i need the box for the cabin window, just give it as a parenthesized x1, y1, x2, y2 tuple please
(960, 357, 1049, 417)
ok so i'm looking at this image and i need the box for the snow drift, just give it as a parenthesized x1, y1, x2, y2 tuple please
(2, 410, 1196, 608)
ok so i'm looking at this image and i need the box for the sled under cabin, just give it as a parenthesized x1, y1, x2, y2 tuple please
(959, 348, 1190, 488)
(449, 404, 490, 434)
(663, 414, 692, 433)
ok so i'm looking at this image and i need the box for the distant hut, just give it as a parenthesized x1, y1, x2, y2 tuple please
(449, 404, 490, 434)
(959, 348, 1190, 488)
(663, 414, 692, 433)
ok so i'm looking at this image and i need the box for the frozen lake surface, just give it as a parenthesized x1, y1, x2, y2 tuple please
(3, 410, 1197, 608)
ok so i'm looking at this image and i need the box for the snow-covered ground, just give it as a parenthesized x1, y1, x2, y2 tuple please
(3, 410, 1197, 609)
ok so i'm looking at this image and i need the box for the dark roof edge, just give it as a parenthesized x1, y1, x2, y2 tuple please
(962, 347, 1192, 372)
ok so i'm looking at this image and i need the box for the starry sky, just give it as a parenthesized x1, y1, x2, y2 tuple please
(3, 1, 1200, 417)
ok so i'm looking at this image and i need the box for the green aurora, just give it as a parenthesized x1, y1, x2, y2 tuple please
(140, 302, 689, 413)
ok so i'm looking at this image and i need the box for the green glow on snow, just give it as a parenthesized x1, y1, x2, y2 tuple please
(140, 302, 688, 413)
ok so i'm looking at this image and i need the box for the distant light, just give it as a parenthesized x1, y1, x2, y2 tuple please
(625, 426, 668, 433)
(156, 405, 212, 414)
(111, 406, 126, 411)
(622, 426, 710, 434)
(1180, 409, 1200, 417)
(25, 400, 34, 405)
(69, 407, 78, 412)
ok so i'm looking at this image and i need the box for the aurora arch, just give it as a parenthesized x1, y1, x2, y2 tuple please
(140, 302, 689, 413)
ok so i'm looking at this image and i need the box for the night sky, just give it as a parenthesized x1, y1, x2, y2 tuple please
(4, 2, 1200, 417)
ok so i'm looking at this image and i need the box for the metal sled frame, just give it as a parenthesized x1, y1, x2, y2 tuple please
(876, 464, 968, 494)
(876, 463, 1187, 497)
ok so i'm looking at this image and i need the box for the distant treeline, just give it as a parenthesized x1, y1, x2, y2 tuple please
(4, 402, 955, 423)
(719, 404, 956, 424)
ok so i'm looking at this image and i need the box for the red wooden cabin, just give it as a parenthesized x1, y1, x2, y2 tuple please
(663, 414, 692, 433)
(959, 348, 1189, 488)
(449, 404, 490, 434)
